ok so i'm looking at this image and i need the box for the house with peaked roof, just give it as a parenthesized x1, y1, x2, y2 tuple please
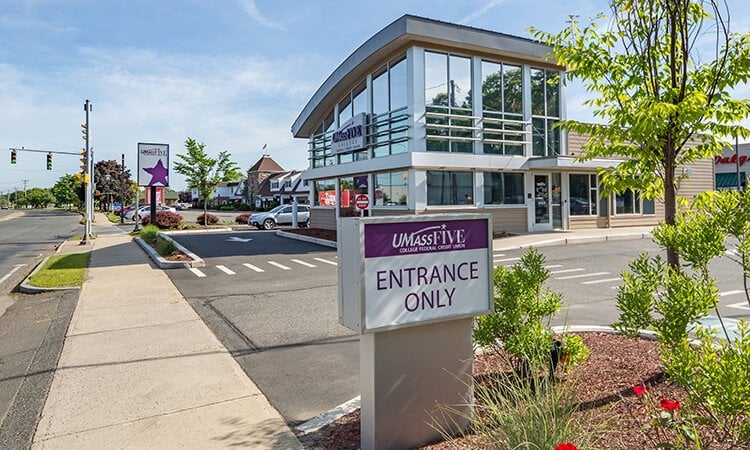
(246, 154, 285, 207)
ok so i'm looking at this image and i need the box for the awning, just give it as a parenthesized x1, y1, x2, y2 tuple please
(716, 172, 745, 188)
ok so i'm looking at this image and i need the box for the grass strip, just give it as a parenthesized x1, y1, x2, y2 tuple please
(28, 253, 90, 288)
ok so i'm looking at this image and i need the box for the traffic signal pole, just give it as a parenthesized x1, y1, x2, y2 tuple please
(82, 99, 93, 245)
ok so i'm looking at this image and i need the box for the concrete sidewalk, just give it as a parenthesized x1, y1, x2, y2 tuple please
(32, 233, 301, 449)
(493, 226, 654, 251)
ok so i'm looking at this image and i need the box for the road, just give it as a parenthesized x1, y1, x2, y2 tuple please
(0, 210, 80, 300)
(164, 230, 356, 425)
(164, 233, 750, 425)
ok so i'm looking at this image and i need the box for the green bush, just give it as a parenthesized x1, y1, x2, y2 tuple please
(139, 225, 160, 244)
(197, 213, 219, 225)
(105, 212, 120, 223)
(219, 204, 235, 211)
(474, 248, 588, 374)
(156, 238, 177, 256)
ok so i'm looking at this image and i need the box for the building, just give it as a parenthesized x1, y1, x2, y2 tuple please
(714, 143, 750, 190)
(292, 15, 712, 233)
(255, 170, 310, 208)
(246, 155, 285, 207)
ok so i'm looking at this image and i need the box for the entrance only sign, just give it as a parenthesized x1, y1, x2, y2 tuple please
(338, 214, 493, 333)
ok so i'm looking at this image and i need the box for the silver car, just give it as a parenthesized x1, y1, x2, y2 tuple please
(249, 205, 310, 229)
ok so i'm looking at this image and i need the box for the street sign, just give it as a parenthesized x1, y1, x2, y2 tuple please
(354, 194, 370, 210)
(137, 143, 170, 187)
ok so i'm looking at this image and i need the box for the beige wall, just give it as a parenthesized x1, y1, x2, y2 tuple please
(310, 207, 336, 230)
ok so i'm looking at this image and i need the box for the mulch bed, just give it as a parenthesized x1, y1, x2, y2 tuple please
(301, 332, 691, 449)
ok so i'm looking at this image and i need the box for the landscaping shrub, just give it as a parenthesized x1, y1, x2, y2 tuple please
(156, 238, 177, 256)
(219, 204, 235, 211)
(139, 225, 160, 244)
(140, 211, 183, 229)
(235, 212, 251, 224)
(197, 213, 219, 225)
(238, 204, 251, 211)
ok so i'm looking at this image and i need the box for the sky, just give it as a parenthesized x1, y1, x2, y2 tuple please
(1, 0, 748, 193)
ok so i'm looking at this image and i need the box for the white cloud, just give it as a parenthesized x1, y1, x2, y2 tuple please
(236, 0, 285, 31)
(460, 0, 508, 25)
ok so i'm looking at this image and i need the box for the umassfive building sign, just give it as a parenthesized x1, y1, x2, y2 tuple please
(331, 113, 366, 154)
(338, 215, 493, 333)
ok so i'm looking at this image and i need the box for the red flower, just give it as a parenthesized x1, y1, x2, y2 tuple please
(554, 444, 578, 450)
(660, 398, 680, 411)
(633, 385, 648, 397)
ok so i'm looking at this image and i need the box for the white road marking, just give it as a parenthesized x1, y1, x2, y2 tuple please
(216, 265, 236, 275)
(493, 253, 505, 257)
(291, 259, 316, 268)
(557, 271, 610, 280)
(581, 277, 621, 285)
(313, 258, 338, 266)
(719, 290, 744, 297)
(494, 257, 521, 263)
(242, 263, 264, 273)
(727, 301, 750, 311)
(189, 268, 206, 278)
(268, 261, 291, 270)
(0, 264, 26, 285)
(550, 268, 585, 274)
(545, 264, 563, 269)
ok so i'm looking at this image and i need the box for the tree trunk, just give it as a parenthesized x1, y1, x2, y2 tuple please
(664, 159, 679, 267)
(203, 202, 208, 228)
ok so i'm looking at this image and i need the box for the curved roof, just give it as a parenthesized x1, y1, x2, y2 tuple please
(292, 14, 555, 138)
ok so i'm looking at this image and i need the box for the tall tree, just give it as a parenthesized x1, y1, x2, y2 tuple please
(26, 187, 54, 209)
(533, 0, 750, 266)
(173, 138, 242, 222)
(52, 174, 82, 210)
(93, 160, 134, 210)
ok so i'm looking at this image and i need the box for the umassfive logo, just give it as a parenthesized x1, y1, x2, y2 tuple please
(391, 223, 467, 253)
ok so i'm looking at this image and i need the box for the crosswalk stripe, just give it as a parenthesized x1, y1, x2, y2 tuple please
(581, 277, 621, 285)
(557, 271, 610, 280)
(291, 259, 317, 268)
(545, 264, 563, 269)
(550, 268, 585, 274)
(189, 268, 206, 278)
(314, 258, 338, 266)
(720, 290, 744, 297)
(494, 257, 521, 263)
(242, 263, 265, 273)
(216, 265, 236, 275)
(268, 261, 291, 270)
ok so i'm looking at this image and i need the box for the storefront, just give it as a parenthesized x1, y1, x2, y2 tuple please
(292, 15, 712, 234)
(714, 143, 750, 190)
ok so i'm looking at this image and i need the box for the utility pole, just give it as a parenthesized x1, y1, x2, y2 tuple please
(21, 179, 28, 208)
(120, 153, 125, 224)
(82, 100, 93, 244)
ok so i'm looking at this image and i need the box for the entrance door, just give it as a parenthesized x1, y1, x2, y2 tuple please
(533, 174, 552, 231)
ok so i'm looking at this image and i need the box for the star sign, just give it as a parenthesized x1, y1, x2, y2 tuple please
(144, 159, 169, 186)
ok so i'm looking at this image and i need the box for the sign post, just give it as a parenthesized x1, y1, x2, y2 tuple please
(137, 143, 169, 225)
(338, 214, 492, 450)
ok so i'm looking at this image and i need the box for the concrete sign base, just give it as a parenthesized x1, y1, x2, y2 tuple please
(360, 317, 474, 450)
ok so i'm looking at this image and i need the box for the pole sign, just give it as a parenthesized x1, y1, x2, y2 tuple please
(355, 194, 370, 210)
(137, 143, 170, 187)
(331, 113, 366, 154)
(338, 214, 493, 333)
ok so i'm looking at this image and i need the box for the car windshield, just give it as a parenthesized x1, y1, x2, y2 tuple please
(268, 205, 285, 213)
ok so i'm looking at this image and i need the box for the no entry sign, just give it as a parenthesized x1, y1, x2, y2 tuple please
(355, 194, 370, 210)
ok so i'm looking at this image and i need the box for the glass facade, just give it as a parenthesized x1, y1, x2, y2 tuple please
(569, 173, 597, 216)
(374, 170, 408, 206)
(481, 61, 525, 155)
(426, 171, 474, 205)
(531, 68, 561, 157)
(483, 172, 524, 205)
(425, 51, 474, 153)
(313, 179, 337, 206)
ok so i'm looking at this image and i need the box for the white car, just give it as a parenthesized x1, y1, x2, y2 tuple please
(124, 205, 176, 221)
(249, 205, 310, 229)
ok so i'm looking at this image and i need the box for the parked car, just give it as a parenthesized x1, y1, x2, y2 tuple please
(249, 205, 310, 229)
(175, 203, 191, 211)
(124, 204, 176, 221)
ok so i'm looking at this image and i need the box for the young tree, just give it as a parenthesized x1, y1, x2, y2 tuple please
(533, 0, 750, 266)
(52, 174, 82, 210)
(173, 138, 242, 223)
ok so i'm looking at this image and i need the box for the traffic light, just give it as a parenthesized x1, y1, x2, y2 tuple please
(81, 122, 88, 141)
(10, 149, 16, 164)
(79, 150, 87, 173)
(75, 173, 82, 182)
(46, 153, 52, 170)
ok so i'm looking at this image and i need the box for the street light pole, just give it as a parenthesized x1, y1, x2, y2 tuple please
(82, 99, 93, 244)
(121, 153, 125, 224)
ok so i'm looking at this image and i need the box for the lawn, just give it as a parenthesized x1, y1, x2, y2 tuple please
(28, 253, 90, 288)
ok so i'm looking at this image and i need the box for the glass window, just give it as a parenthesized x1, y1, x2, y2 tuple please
(372, 66, 389, 115)
(616, 189, 638, 214)
(481, 61, 502, 113)
(643, 198, 655, 214)
(374, 171, 408, 206)
(503, 64, 522, 115)
(427, 171, 474, 206)
(569, 174, 593, 215)
(483, 172, 524, 205)
(352, 81, 367, 117)
(337, 94, 352, 127)
(389, 57, 407, 110)
(532, 117, 545, 157)
(449, 55, 471, 109)
(546, 73, 559, 118)
(313, 179, 336, 206)
(530, 68, 562, 157)
(425, 52, 448, 107)
(339, 175, 368, 217)
(531, 69, 545, 116)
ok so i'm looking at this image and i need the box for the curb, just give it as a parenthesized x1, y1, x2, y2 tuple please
(19, 255, 80, 294)
(164, 227, 235, 235)
(494, 232, 651, 252)
(275, 230, 337, 248)
(134, 236, 205, 269)
(0, 211, 24, 222)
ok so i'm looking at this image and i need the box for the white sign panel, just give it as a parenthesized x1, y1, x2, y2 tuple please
(137, 142, 170, 187)
(331, 113, 366, 154)
(338, 215, 493, 333)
